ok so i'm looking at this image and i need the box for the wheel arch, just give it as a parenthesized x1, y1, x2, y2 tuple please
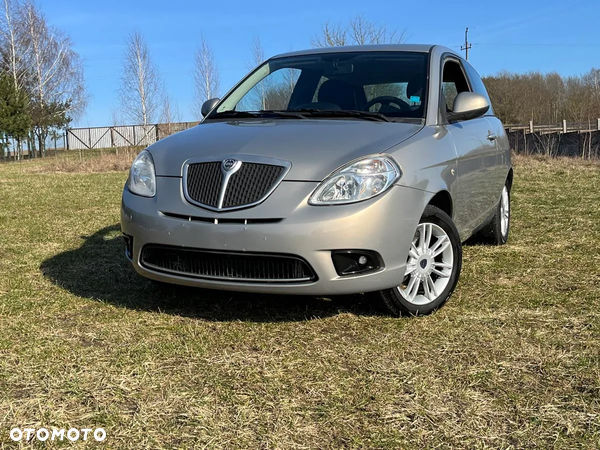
(427, 190, 453, 219)
(506, 168, 514, 191)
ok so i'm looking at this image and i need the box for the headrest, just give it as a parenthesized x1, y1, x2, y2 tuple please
(318, 79, 357, 110)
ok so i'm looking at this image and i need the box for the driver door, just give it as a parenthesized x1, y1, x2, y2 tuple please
(442, 58, 498, 238)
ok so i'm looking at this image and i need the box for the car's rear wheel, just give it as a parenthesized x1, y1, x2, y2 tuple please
(479, 183, 511, 245)
(374, 205, 462, 316)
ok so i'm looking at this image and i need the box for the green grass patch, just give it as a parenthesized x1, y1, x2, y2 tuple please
(0, 155, 598, 448)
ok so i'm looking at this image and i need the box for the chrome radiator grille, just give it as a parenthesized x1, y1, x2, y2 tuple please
(222, 163, 285, 208)
(186, 162, 222, 208)
(184, 159, 287, 211)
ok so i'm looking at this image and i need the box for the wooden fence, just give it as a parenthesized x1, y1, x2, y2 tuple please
(5, 118, 599, 159)
(505, 119, 600, 134)
(66, 122, 200, 150)
(505, 119, 600, 159)
(64, 118, 600, 157)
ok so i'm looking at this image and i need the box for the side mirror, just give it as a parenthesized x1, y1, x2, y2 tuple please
(447, 92, 489, 122)
(201, 98, 220, 117)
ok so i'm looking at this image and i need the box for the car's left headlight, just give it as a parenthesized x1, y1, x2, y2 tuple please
(127, 150, 156, 197)
(309, 155, 401, 205)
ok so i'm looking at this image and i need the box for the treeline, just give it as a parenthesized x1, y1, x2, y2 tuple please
(0, 0, 86, 160)
(483, 70, 600, 125)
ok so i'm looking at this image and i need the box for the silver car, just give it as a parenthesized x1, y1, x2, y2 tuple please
(121, 44, 512, 316)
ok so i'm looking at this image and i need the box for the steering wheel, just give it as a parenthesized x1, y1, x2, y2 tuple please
(363, 96, 411, 113)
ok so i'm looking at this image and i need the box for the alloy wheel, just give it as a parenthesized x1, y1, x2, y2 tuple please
(500, 185, 510, 238)
(397, 222, 454, 305)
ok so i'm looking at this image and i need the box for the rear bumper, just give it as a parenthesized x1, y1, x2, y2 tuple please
(121, 178, 430, 295)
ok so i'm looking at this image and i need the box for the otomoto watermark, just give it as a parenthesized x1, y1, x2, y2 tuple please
(9, 427, 106, 442)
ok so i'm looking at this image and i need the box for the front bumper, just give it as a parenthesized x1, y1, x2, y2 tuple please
(121, 177, 430, 295)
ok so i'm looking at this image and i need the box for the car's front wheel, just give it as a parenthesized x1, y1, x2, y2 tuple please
(374, 205, 462, 316)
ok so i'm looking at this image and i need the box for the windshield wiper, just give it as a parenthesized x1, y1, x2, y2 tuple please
(290, 109, 392, 122)
(209, 109, 391, 122)
(209, 110, 307, 120)
(260, 110, 308, 119)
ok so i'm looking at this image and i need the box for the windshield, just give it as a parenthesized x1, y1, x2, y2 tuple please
(209, 51, 429, 121)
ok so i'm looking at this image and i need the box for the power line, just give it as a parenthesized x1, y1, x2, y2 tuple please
(473, 42, 600, 47)
(461, 27, 472, 60)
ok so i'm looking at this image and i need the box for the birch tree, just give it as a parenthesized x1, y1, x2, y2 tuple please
(119, 30, 162, 126)
(192, 35, 220, 118)
(0, 0, 29, 158)
(22, 1, 86, 156)
(0, 0, 29, 91)
(247, 36, 268, 110)
(160, 94, 181, 135)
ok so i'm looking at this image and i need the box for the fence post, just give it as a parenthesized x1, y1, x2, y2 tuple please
(563, 119, 567, 133)
(529, 120, 534, 133)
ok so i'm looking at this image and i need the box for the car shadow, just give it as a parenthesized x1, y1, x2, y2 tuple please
(463, 232, 493, 246)
(40, 225, 382, 322)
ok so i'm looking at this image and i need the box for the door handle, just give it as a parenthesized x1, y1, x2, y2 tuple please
(487, 132, 497, 141)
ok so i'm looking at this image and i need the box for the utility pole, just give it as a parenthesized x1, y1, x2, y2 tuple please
(461, 27, 472, 60)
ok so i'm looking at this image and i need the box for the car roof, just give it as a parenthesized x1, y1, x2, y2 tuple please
(271, 44, 457, 59)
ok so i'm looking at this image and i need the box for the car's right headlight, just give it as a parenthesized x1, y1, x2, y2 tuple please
(309, 155, 401, 205)
(127, 150, 156, 197)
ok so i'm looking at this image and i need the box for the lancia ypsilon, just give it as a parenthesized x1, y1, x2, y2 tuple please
(121, 44, 512, 315)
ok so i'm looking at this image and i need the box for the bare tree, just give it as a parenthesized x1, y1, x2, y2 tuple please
(249, 35, 265, 69)
(0, 0, 30, 159)
(483, 68, 600, 125)
(245, 36, 271, 110)
(312, 14, 406, 48)
(0, 0, 29, 90)
(119, 30, 162, 126)
(22, 1, 87, 156)
(110, 107, 124, 127)
(313, 22, 347, 47)
(161, 93, 181, 136)
(192, 35, 220, 118)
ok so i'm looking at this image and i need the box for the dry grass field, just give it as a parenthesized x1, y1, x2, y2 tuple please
(0, 154, 598, 448)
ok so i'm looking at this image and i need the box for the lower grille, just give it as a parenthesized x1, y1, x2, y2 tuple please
(140, 245, 316, 283)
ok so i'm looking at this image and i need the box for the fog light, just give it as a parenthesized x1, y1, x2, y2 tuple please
(331, 250, 382, 276)
(123, 234, 133, 260)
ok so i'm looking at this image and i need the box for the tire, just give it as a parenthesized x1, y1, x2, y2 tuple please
(373, 205, 462, 316)
(480, 182, 510, 245)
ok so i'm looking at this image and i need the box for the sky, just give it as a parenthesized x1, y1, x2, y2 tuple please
(43, 0, 600, 127)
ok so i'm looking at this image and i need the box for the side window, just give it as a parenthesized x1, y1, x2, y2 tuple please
(441, 60, 470, 112)
(463, 61, 494, 115)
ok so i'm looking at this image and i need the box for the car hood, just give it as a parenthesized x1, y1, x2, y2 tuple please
(149, 119, 423, 181)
